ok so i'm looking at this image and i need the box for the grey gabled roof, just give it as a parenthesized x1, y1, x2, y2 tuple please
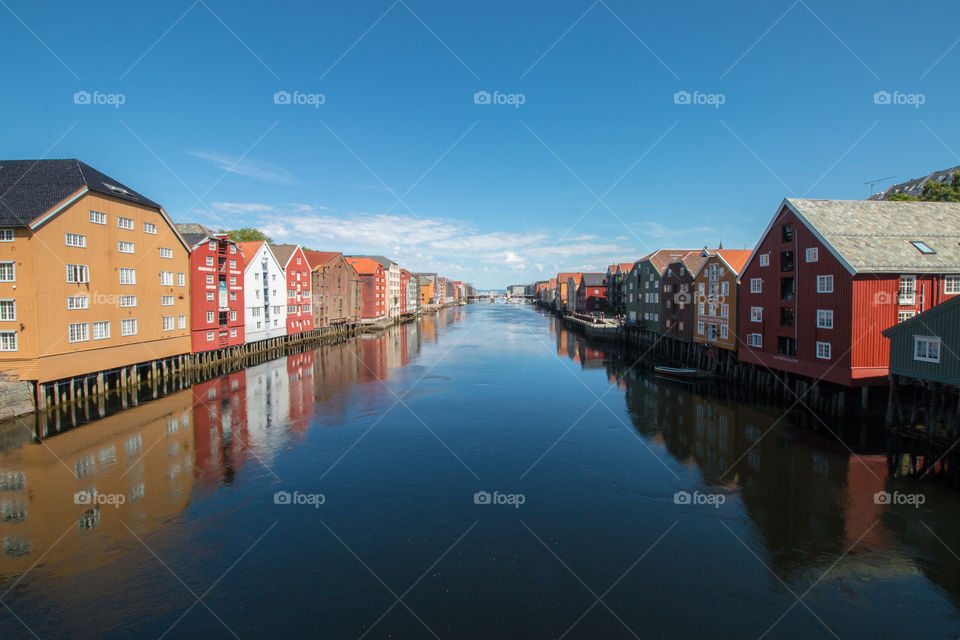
(175, 223, 218, 248)
(581, 273, 605, 287)
(784, 198, 960, 274)
(351, 255, 397, 269)
(0, 159, 162, 227)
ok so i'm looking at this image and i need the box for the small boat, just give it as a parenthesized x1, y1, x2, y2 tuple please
(654, 366, 701, 381)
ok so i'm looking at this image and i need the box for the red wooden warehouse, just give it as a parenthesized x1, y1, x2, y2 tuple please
(346, 257, 387, 320)
(738, 198, 960, 386)
(176, 224, 245, 352)
(270, 244, 313, 335)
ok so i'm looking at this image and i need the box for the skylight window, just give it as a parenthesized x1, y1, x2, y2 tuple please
(911, 241, 936, 254)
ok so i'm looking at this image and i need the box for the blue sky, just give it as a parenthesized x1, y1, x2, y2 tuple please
(3, 0, 958, 288)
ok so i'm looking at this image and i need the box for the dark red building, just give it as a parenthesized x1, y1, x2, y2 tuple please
(346, 257, 387, 320)
(738, 198, 960, 386)
(575, 273, 607, 313)
(661, 253, 707, 341)
(270, 244, 313, 335)
(192, 371, 248, 486)
(176, 224, 245, 352)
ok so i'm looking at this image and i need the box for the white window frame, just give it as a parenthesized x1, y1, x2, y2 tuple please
(65, 233, 86, 248)
(92, 321, 110, 340)
(816, 309, 834, 329)
(88, 210, 106, 225)
(121, 319, 138, 336)
(914, 336, 941, 363)
(177, 315, 186, 329)
(161, 295, 174, 306)
(120, 296, 137, 308)
(816, 341, 831, 360)
(159, 247, 173, 259)
(117, 216, 134, 230)
(161, 271, 174, 286)
(747, 333, 762, 347)
(0, 330, 16, 351)
(816, 275, 833, 293)
(162, 316, 175, 331)
(805, 247, 818, 262)
(119, 268, 136, 285)
(65, 264, 88, 284)
(68, 322, 89, 343)
(177, 273, 185, 287)
(67, 296, 89, 310)
(0, 229, 14, 242)
(759, 254, 769, 267)
(944, 275, 960, 295)
(750, 278, 762, 293)
(143, 222, 158, 235)
(898, 310, 916, 323)
(118, 240, 135, 254)
(0, 299, 15, 321)
(899, 275, 916, 305)
(750, 307, 762, 322)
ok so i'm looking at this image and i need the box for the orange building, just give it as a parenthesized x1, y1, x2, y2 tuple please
(692, 249, 751, 352)
(346, 257, 387, 320)
(0, 159, 191, 383)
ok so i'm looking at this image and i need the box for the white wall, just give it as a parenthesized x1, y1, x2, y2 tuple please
(243, 244, 288, 344)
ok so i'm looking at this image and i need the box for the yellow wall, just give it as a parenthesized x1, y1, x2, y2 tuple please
(692, 256, 739, 352)
(0, 192, 191, 382)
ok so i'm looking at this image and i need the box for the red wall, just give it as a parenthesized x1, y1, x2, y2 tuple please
(284, 247, 313, 335)
(189, 236, 245, 353)
(357, 267, 386, 319)
(738, 203, 959, 385)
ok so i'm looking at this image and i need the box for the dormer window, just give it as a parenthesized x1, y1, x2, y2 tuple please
(911, 241, 936, 254)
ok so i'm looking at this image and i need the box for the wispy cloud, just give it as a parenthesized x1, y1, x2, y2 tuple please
(206, 202, 658, 285)
(188, 150, 296, 185)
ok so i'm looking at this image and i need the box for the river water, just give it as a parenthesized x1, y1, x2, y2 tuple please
(0, 303, 958, 639)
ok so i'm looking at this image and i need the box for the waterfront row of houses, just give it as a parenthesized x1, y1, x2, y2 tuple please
(534, 196, 960, 388)
(0, 159, 475, 386)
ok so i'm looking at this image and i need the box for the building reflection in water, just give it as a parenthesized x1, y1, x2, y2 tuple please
(549, 315, 960, 608)
(0, 390, 195, 577)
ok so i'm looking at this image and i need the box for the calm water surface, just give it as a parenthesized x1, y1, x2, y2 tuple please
(1, 304, 959, 639)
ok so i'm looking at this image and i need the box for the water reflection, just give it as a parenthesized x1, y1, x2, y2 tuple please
(549, 310, 960, 610)
(0, 391, 195, 576)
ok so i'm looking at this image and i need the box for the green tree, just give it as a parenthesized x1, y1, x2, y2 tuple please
(222, 228, 272, 243)
(887, 192, 918, 201)
(919, 171, 960, 202)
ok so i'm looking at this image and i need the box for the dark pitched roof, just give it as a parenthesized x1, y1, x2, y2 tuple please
(581, 273, 605, 287)
(175, 223, 218, 248)
(0, 159, 161, 227)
